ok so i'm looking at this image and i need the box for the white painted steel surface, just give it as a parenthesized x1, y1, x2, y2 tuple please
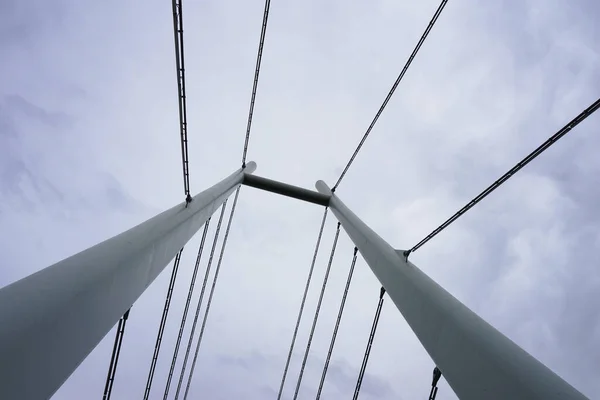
(0, 162, 255, 400)
(316, 180, 586, 400)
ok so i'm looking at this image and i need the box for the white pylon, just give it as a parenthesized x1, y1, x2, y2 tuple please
(316, 180, 587, 400)
(0, 162, 256, 400)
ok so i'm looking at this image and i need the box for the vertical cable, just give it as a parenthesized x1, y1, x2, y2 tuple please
(183, 187, 242, 400)
(143, 249, 185, 400)
(171, 0, 191, 197)
(173, 202, 228, 400)
(102, 308, 130, 400)
(276, 207, 329, 400)
(315, 247, 358, 399)
(292, 222, 342, 400)
(163, 220, 212, 399)
(352, 287, 386, 400)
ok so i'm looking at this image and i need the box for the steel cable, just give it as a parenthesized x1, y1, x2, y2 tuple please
(276, 208, 329, 400)
(292, 222, 342, 400)
(183, 187, 242, 399)
(333, 0, 449, 191)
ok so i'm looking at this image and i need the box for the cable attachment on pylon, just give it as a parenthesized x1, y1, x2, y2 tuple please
(428, 366, 442, 400)
(352, 286, 386, 400)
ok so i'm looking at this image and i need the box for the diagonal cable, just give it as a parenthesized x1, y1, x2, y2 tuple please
(292, 222, 342, 400)
(173, 202, 228, 400)
(316, 247, 358, 399)
(143, 249, 184, 400)
(183, 186, 242, 399)
(407, 96, 600, 256)
(333, 0, 449, 191)
(352, 287, 386, 400)
(102, 308, 131, 400)
(241, 0, 272, 167)
(276, 207, 329, 400)
(163, 220, 212, 400)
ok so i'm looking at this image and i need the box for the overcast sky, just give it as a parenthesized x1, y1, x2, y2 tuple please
(1, 0, 599, 399)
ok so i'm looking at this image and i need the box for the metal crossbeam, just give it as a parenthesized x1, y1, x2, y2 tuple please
(242, 173, 330, 206)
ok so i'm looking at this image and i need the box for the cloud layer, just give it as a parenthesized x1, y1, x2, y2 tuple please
(1, 0, 599, 399)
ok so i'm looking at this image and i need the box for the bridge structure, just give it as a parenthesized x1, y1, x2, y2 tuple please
(0, 1, 598, 399)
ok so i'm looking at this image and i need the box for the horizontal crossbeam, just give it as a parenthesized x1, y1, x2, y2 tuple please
(242, 173, 330, 206)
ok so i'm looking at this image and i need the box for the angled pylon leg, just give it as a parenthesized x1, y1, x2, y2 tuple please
(316, 180, 586, 400)
(0, 162, 256, 400)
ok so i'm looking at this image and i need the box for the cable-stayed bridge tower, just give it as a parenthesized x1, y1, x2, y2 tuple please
(1, 0, 598, 398)
(0, 162, 590, 399)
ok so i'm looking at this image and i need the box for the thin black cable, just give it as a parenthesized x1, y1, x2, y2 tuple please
(102, 316, 125, 400)
(143, 249, 184, 400)
(352, 287, 386, 400)
(333, 0, 449, 191)
(316, 247, 358, 399)
(429, 367, 442, 400)
(163, 219, 212, 400)
(173, 202, 228, 400)
(292, 222, 342, 400)
(276, 207, 329, 400)
(241, 0, 272, 167)
(171, 0, 191, 197)
(102, 308, 130, 400)
(429, 386, 439, 400)
(407, 96, 600, 256)
(184, 187, 242, 400)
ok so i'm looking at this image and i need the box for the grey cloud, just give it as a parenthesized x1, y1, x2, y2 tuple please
(324, 359, 398, 399)
(0, 0, 65, 47)
(0, 95, 66, 206)
(0, 94, 140, 214)
(5, 94, 71, 129)
(2, 0, 600, 399)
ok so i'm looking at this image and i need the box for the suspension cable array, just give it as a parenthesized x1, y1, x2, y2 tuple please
(183, 186, 242, 399)
(332, 0, 449, 191)
(292, 222, 341, 400)
(406, 96, 600, 256)
(276, 208, 329, 400)
(241, 0, 272, 167)
(95, 0, 600, 396)
(142, 248, 185, 400)
(174, 202, 228, 400)
(353, 287, 386, 400)
(102, 308, 131, 400)
(171, 0, 191, 198)
(98, 0, 195, 393)
(316, 246, 359, 399)
(162, 219, 212, 400)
